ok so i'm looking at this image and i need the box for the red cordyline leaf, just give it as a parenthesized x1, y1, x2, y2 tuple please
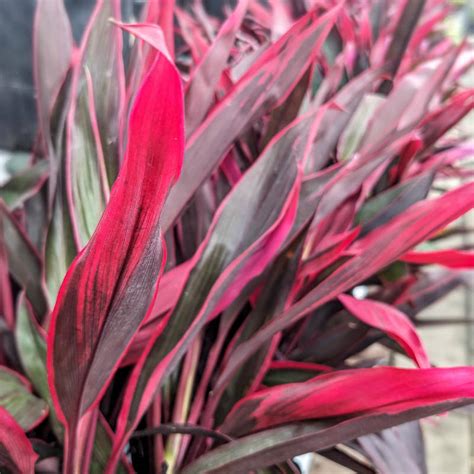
(220, 366, 474, 437)
(185, 0, 249, 136)
(300, 228, 359, 279)
(123, 107, 328, 366)
(408, 142, 474, 177)
(362, 46, 460, 151)
(161, 3, 341, 231)
(0, 407, 38, 474)
(420, 89, 474, 148)
(142, 0, 175, 58)
(175, 7, 209, 62)
(339, 294, 430, 368)
(408, 6, 451, 55)
(215, 182, 474, 391)
(47, 52, 184, 472)
(401, 250, 474, 269)
(107, 107, 325, 472)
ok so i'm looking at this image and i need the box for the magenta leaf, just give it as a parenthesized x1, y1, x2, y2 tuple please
(339, 294, 430, 368)
(47, 52, 184, 471)
(221, 366, 474, 436)
(0, 407, 38, 474)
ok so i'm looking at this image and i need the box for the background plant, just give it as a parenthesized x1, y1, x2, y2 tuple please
(0, 0, 473, 473)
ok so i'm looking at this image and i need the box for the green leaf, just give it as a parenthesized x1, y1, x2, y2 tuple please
(379, 261, 409, 282)
(15, 294, 63, 439)
(0, 160, 49, 209)
(44, 178, 78, 304)
(338, 94, 385, 161)
(0, 151, 30, 184)
(356, 172, 434, 236)
(0, 367, 48, 431)
(68, 0, 125, 246)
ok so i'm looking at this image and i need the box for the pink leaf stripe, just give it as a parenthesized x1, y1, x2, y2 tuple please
(339, 294, 430, 368)
(401, 250, 474, 269)
(221, 366, 474, 436)
(0, 407, 38, 474)
(47, 52, 184, 467)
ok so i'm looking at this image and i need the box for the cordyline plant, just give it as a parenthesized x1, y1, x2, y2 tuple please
(0, 0, 473, 472)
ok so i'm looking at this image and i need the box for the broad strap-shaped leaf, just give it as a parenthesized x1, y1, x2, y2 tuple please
(142, 0, 175, 57)
(185, 0, 249, 135)
(112, 22, 172, 61)
(175, 7, 208, 62)
(358, 421, 427, 474)
(261, 67, 311, 149)
(215, 235, 305, 423)
(338, 93, 385, 161)
(33, 0, 73, 155)
(80, 0, 125, 181)
(409, 142, 474, 177)
(47, 52, 183, 470)
(339, 294, 429, 368)
(306, 133, 410, 251)
(0, 160, 49, 210)
(401, 249, 474, 269)
(15, 294, 63, 439)
(355, 171, 434, 236)
(44, 66, 79, 304)
(363, 49, 459, 152)
(44, 173, 78, 304)
(0, 407, 38, 474)
(220, 366, 474, 436)
(161, 4, 340, 230)
(0, 202, 48, 317)
(264, 361, 332, 386)
(0, 366, 48, 431)
(67, 0, 125, 246)
(15, 294, 131, 472)
(300, 228, 359, 278)
(215, 182, 474, 389)
(91, 416, 133, 474)
(378, 0, 426, 94)
(308, 68, 380, 173)
(182, 400, 470, 474)
(420, 89, 474, 148)
(125, 163, 340, 366)
(109, 110, 323, 471)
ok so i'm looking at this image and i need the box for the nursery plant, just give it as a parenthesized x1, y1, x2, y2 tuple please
(0, 0, 473, 472)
